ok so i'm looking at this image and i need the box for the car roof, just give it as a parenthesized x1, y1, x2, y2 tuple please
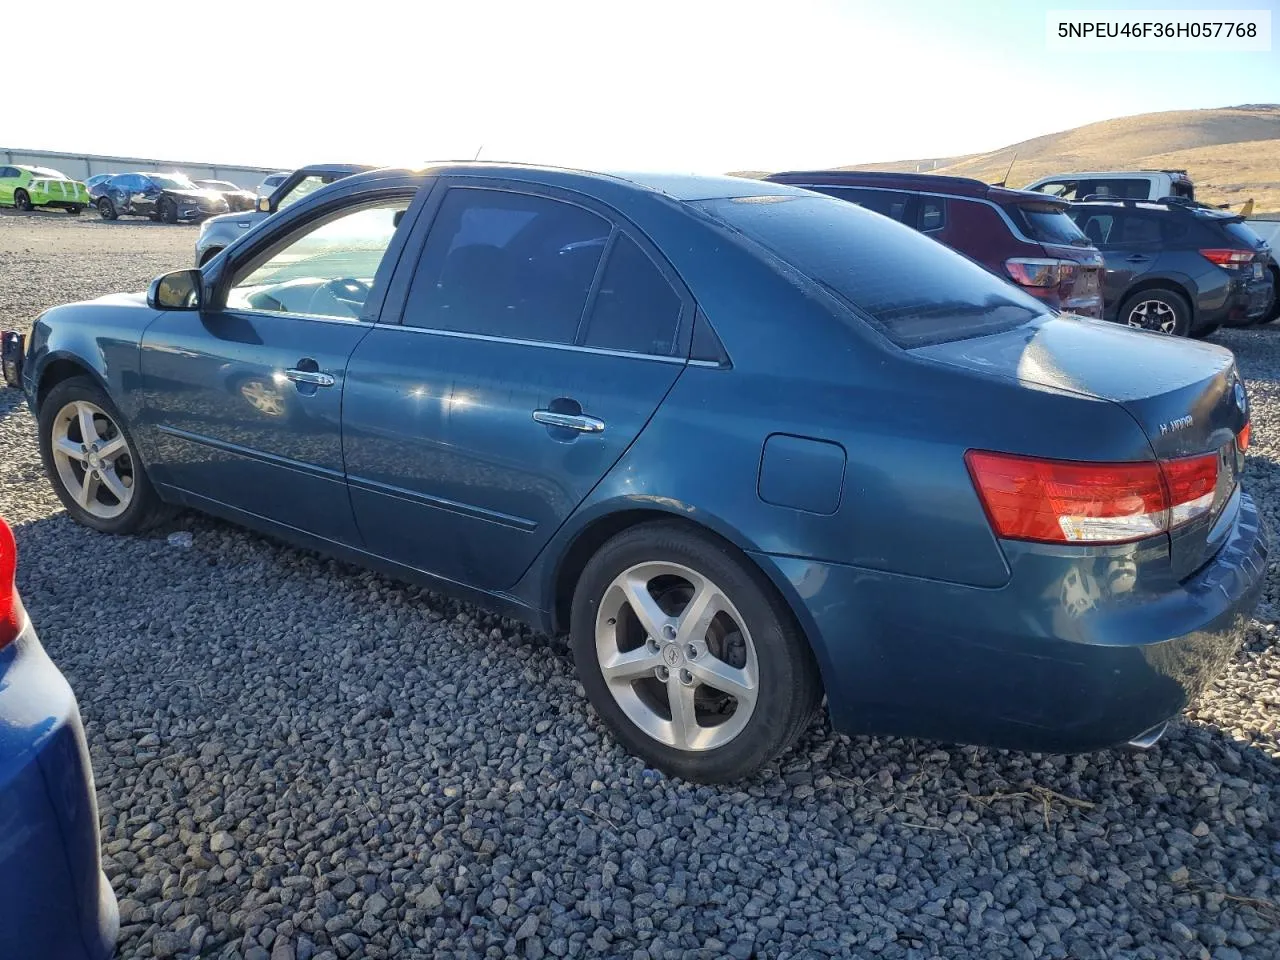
(294, 163, 377, 176)
(1030, 170, 1190, 181)
(764, 169, 1065, 207)
(343, 163, 812, 204)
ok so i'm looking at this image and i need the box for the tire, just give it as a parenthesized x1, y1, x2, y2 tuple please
(1190, 324, 1220, 340)
(37, 377, 173, 534)
(13, 190, 32, 212)
(199, 247, 223, 267)
(570, 521, 823, 783)
(67, 205, 82, 215)
(98, 197, 117, 220)
(1263, 267, 1280, 325)
(1118, 287, 1191, 337)
(160, 197, 178, 224)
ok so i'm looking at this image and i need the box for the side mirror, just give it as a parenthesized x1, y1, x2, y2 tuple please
(257, 196, 272, 213)
(148, 269, 202, 310)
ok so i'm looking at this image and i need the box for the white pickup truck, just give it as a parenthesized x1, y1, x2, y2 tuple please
(1023, 170, 1196, 203)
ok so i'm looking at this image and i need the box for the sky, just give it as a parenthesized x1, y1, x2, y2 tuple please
(9, 0, 1278, 173)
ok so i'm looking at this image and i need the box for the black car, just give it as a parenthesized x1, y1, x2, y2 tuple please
(1069, 198, 1274, 337)
(94, 172, 229, 223)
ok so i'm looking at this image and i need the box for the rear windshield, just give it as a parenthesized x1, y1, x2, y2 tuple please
(1010, 203, 1090, 246)
(1219, 219, 1267, 249)
(697, 194, 1047, 348)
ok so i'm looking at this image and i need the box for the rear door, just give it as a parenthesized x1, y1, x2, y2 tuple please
(343, 179, 691, 591)
(1071, 207, 1160, 312)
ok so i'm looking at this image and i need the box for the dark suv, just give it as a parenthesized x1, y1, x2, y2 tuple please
(764, 171, 1104, 318)
(1068, 199, 1274, 337)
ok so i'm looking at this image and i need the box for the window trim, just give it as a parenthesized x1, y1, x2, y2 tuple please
(384, 177, 695, 360)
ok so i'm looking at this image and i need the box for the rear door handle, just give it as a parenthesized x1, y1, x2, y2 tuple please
(532, 410, 605, 433)
(285, 368, 335, 387)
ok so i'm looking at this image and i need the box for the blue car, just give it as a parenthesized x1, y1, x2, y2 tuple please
(0, 517, 118, 958)
(2, 165, 1266, 782)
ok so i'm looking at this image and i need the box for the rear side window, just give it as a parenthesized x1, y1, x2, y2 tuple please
(816, 187, 912, 223)
(580, 235, 682, 355)
(1076, 179, 1151, 200)
(1010, 203, 1089, 246)
(919, 199, 945, 232)
(403, 187, 610, 343)
(699, 194, 1045, 349)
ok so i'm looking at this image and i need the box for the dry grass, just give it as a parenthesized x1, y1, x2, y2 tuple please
(735, 105, 1280, 213)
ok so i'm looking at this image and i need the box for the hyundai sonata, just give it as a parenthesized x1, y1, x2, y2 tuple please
(2, 165, 1266, 782)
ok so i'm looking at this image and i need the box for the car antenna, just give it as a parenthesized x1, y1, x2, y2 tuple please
(993, 152, 1017, 188)
(473, 144, 484, 161)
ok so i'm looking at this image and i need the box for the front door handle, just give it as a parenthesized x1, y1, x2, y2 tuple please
(1125, 254, 1151, 263)
(284, 368, 335, 387)
(532, 409, 605, 433)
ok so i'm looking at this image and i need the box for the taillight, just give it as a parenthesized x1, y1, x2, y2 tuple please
(1005, 258, 1076, 288)
(966, 450, 1219, 545)
(0, 519, 20, 649)
(1200, 249, 1254, 270)
(1237, 423, 1251, 452)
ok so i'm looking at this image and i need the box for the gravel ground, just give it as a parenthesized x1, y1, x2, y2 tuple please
(2, 208, 1279, 960)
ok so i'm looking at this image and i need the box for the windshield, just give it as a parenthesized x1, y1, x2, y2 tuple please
(698, 194, 1046, 348)
(1011, 203, 1091, 246)
(151, 174, 197, 190)
(199, 180, 237, 190)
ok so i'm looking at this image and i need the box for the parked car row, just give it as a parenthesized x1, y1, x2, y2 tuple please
(1, 165, 286, 224)
(766, 168, 1277, 336)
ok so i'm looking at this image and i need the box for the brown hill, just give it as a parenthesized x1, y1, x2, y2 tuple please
(736, 106, 1280, 212)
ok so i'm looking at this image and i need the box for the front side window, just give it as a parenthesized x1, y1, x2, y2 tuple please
(226, 199, 410, 320)
(403, 188, 610, 343)
(699, 194, 1046, 349)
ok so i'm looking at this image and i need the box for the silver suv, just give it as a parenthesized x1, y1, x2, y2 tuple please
(194, 164, 374, 266)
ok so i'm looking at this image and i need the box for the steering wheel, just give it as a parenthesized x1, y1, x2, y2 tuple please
(306, 278, 372, 317)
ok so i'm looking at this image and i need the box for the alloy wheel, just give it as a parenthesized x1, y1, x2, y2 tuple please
(50, 400, 135, 519)
(594, 561, 759, 751)
(1127, 299, 1178, 334)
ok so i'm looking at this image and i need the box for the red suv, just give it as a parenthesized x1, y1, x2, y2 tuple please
(764, 171, 1105, 318)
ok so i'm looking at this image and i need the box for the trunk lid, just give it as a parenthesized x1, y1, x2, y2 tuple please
(915, 316, 1248, 578)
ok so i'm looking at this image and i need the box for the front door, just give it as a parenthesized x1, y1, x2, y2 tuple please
(343, 182, 692, 591)
(138, 194, 416, 544)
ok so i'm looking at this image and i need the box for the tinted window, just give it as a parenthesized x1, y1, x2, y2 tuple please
(581, 235, 681, 355)
(919, 199, 945, 232)
(403, 188, 610, 343)
(1077, 179, 1150, 200)
(817, 187, 911, 223)
(700, 194, 1044, 348)
(1111, 210, 1162, 244)
(227, 200, 410, 319)
(1010, 203, 1089, 246)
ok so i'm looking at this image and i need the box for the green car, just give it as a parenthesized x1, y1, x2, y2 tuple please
(0, 164, 91, 214)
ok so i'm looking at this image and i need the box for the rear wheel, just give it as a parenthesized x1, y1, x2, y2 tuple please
(98, 197, 117, 220)
(1263, 267, 1280, 324)
(570, 522, 823, 783)
(38, 377, 172, 534)
(66, 205, 82, 215)
(13, 190, 31, 212)
(1119, 288, 1191, 337)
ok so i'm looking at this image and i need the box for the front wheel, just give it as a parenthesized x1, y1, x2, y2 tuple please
(98, 197, 117, 220)
(13, 190, 32, 212)
(37, 377, 172, 534)
(160, 197, 178, 224)
(570, 522, 823, 783)
(1119, 287, 1191, 337)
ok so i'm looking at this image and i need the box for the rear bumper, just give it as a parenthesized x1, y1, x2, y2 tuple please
(757, 490, 1268, 753)
(1218, 274, 1274, 326)
(0, 623, 118, 960)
